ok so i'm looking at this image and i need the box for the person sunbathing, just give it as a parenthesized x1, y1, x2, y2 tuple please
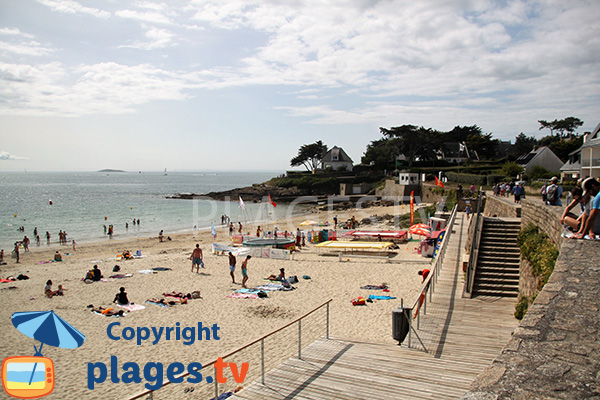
(91, 306, 125, 317)
(147, 297, 173, 306)
(163, 291, 188, 298)
(122, 250, 132, 259)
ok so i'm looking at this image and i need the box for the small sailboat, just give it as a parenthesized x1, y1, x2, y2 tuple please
(163, 168, 168, 176)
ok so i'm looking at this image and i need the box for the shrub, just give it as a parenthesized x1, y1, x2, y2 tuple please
(445, 172, 486, 186)
(514, 296, 529, 320)
(517, 223, 559, 289)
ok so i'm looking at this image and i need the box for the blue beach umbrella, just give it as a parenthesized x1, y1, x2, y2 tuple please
(11, 311, 85, 385)
(11, 311, 85, 356)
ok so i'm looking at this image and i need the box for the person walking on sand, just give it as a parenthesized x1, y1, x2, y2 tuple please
(241, 255, 251, 288)
(72, 240, 77, 251)
(13, 242, 20, 263)
(46, 231, 51, 245)
(23, 236, 30, 252)
(190, 244, 204, 272)
(228, 252, 237, 284)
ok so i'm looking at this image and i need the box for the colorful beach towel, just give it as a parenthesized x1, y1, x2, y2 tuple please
(367, 295, 397, 300)
(236, 288, 260, 294)
(227, 292, 258, 299)
(117, 303, 146, 311)
(92, 310, 126, 317)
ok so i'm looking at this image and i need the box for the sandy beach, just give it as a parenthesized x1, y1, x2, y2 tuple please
(0, 204, 433, 399)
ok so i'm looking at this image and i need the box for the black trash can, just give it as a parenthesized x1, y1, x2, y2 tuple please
(392, 306, 411, 344)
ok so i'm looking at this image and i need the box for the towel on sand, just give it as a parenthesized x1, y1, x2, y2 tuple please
(117, 303, 146, 311)
(227, 292, 258, 299)
(367, 295, 397, 300)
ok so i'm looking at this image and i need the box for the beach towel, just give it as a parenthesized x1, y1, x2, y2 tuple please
(0, 279, 15, 283)
(92, 310, 126, 317)
(254, 283, 284, 291)
(109, 274, 133, 279)
(227, 292, 258, 299)
(236, 288, 260, 294)
(152, 267, 172, 271)
(360, 284, 388, 290)
(138, 269, 157, 274)
(367, 295, 397, 300)
(117, 303, 146, 311)
(145, 300, 170, 308)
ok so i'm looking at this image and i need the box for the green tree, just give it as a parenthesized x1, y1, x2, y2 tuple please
(501, 161, 524, 178)
(361, 137, 401, 169)
(538, 117, 584, 139)
(379, 125, 437, 167)
(529, 166, 553, 180)
(290, 140, 328, 172)
(513, 133, 537, 156)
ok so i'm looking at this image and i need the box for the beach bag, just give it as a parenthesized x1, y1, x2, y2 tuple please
(351, 296, 366, 306)
(191, 291, 201, 299)
(135, 250, 142, 257)
(546, 185, 558, 204)
(257, 291, 268, 298)
(288, 276, 298, 284)
(302, 275, 311, 280)
(113, 265, 121, 272)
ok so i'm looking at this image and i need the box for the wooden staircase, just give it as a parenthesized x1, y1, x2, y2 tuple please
(473, 217, 521, 297)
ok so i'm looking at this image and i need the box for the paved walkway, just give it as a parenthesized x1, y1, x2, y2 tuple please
(231, 214, 519, 400)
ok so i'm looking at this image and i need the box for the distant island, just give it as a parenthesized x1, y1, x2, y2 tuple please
(98, 169, 125, 173)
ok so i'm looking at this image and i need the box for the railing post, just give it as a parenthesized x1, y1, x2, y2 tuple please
(214, 371, 218, 400)
(408, 309, 412, 348)
(298, 320, 302, 359)
(261, 339, 265, 385)
(326, 302, 330, 339)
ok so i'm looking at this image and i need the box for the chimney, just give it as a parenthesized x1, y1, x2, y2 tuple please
(583, 131, 591, 143)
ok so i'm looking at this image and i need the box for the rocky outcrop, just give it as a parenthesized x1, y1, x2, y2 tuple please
(167, 185, 302, 202)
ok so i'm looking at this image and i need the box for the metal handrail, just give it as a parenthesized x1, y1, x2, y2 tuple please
(408, 205, 458, 316)
(464, 190, 484, 297)
(127, 299, 332, 400)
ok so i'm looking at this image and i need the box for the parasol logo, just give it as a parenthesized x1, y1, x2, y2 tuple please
(2, 311, 85, 399)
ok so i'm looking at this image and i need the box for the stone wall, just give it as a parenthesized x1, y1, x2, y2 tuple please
(376, 179, 420, 200)
(463, 240, 600, 399)
(483, 195, 521, 218)
(520, 198, 564, 248)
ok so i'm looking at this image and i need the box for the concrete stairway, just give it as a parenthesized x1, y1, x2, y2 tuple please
(473, 217, 521, 297)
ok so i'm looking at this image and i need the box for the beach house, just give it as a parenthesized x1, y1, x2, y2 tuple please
(320, 146, 353, 171)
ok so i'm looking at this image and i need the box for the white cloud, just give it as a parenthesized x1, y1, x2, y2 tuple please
(115, 9, 174, 25)
(36, 0, 110, 18)
(120, 27, 175, 50)
(0, 62, 191, 116)
(0, 151, 25, 160)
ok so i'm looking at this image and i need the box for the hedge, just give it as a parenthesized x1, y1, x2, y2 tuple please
(445, 172, 486, 186)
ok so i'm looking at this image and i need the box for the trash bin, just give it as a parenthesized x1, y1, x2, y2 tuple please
(392, 306, 411, 344)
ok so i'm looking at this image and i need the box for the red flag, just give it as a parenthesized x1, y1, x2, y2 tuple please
(435, 176, 445, 188)
(410, 190, 414, 226)
(268, 194, 277, 207)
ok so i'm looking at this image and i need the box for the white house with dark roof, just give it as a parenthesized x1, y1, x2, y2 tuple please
(321, 146, 353, 171)
(580, 122, 600, 179)
(516, 146, 564, 175)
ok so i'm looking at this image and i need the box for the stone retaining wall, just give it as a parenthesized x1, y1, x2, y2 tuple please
(483, 195, 521, 218)
(520, 198, 564, 248)
(464, 197, 600, 399)
(463, 240, 600, 399)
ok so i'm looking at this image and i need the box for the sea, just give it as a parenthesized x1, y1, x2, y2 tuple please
(0, 171, 304, 251)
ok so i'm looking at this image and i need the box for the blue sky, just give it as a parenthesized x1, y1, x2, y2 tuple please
(1, 0, 599, 171)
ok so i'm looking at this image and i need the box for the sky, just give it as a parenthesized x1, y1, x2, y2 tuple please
(0, 0, 599, 172)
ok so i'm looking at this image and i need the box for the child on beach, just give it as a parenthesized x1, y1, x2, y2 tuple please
(44, 280, 54, 298)
(55, 285, 66, 296)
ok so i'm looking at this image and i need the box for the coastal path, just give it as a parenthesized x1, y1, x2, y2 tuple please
(230, 213, 519, 399)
